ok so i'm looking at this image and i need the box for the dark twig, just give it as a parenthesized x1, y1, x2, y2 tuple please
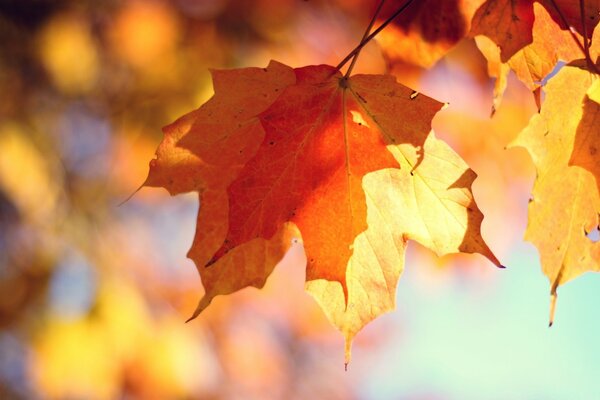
(580, 0, 590, 55)
(335, 0, 416, 72)
(344, 0, 386, 78)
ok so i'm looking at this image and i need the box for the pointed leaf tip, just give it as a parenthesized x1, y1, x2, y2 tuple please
(185, 306, 202, 323)
(185, 294, 212, 323)
(549, 291, 557, 328)
(118, 181, 144, 206)
(344, 337, 352, 369)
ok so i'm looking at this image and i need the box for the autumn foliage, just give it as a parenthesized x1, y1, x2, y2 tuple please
(3, 0, 600, 398)
(144, 0, 600, 364)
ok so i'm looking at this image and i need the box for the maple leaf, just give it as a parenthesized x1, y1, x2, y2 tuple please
(146, 60, 501, 363)
(475, 3, 582, 113)
(204, 64, 444, 294)
(470, 0, 535, 62)
(470, 0, 599, 64)
(510, 64, 600, 324)
(506, 4, 581, 87)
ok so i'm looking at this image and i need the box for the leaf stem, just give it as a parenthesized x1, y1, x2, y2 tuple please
(549, 270, 563, 327)
(344, 0, 386, 78)
(335, 0, 416, 73)
(579, 0, 590, 54)
(549, 290, 557, 327)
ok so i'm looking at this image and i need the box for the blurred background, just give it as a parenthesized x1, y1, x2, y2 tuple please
(1, 0, 599, 399)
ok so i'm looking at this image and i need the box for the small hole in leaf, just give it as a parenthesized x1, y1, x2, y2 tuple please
(586, 226, 600, 243)
(350, 110, 369, 127)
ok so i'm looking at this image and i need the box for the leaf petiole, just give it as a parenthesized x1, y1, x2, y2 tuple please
(344, 0, 386, 78)
(335, 0, 416, 73)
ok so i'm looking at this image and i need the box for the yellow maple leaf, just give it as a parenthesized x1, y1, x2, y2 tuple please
(308, 132, 501, 366)
(510, 64, 600, 325)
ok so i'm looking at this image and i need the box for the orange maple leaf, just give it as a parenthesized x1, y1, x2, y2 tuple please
(206, 64, 442, 296)
(145, 59, 502, 364)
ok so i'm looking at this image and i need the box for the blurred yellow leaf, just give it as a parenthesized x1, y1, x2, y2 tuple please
(37, 14, 99, 94)
(0, 123, 60, 223)
(31, 319, 118, 400)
